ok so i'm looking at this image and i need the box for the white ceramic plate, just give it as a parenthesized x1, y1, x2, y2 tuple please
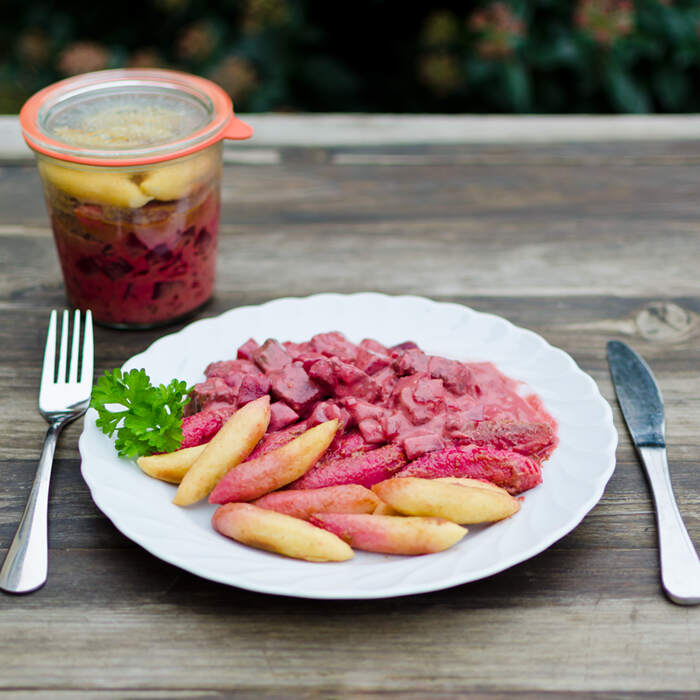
(80, 293, 617, 599)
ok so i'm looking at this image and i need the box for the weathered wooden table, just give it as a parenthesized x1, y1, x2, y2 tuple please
(1, 116, 698, 698)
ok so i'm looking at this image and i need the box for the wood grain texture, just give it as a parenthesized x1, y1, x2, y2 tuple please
(0, 140, 698, 698)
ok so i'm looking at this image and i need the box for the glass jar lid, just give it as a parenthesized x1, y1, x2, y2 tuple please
(20, 69, 252, 166)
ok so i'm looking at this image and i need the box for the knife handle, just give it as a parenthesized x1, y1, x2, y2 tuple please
(638, 446, 700, 605)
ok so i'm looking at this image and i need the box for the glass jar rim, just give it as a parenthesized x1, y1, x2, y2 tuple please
(20, 68, 252, 167)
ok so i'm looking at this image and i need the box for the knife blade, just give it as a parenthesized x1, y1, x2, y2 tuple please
(606, 340, 700, 605)
(607, 341, 665, 447)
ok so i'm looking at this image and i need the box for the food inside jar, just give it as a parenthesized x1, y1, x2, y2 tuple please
(40, 146, 221, 327)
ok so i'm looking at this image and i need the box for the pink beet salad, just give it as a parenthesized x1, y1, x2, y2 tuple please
(182, 332, 559, 496)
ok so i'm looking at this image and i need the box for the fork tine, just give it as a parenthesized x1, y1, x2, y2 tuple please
(56, 310, 69, 384)
(40, 310, 57, 390)
(81, 310, 94, 386)
(68, 310, 81, 384)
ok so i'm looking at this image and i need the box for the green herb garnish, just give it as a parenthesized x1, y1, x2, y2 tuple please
(90, 368, 191, 459)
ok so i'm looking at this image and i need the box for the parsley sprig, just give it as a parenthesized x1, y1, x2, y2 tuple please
(90, 368, 191, 459)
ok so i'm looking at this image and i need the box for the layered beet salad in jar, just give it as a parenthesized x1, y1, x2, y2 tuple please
(20, 69, 253, 328)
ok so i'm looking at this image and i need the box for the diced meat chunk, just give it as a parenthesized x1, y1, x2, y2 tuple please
(428, 356, 474, 395)
(236, 338, 259, 361)
(342, 396, 385, 424)
(282, 340, 313, 359)
(253, 339, 292, 373)
(355, 346, 392, 375)
(185, 376, 238, 415)
(372, 366, 398, 402)
(394, 375, 444, 425)
(394, 348, 429, 375)
(397, 445, 542, 495)
(205, 359, 263, 380)
(268, 402, 299, 431)
(307, 357, 336, 390)
(357, 418, 385, 444)
(307, 400, 351, 430)
(268, 364, 324, 413)
(360, 338, 390, 355)
(238, 374, 271, 405)
(310, 331, 359, 362)
(391, 341, 419, 352)
(401, 432, 446, 460)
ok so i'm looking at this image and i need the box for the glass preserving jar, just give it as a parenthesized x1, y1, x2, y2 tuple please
(20, 69, 253, 328)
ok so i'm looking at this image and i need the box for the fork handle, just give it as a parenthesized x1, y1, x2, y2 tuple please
(0, 422, 64, 594)
(638, 446, 700, 605)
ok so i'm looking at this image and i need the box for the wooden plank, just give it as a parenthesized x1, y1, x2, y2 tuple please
(5, 115, 700, 159)
(0, 599, 697, 693)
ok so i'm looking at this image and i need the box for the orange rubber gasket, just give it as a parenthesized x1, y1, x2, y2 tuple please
(20, 68, 252, 167)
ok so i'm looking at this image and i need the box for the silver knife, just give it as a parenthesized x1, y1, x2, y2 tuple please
(607, 340, 700, 605)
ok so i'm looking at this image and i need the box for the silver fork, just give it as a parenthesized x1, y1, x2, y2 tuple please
(0, 310, 93, 594)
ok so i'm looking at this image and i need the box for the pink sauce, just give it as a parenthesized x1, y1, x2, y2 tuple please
(183, 332, 559, 495)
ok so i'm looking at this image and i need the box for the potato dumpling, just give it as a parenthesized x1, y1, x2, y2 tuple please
(139, 148, 219, 201)
(212, 503, 354, 562)
(38, 159, 151, 208)
(372, 477, 520, 524)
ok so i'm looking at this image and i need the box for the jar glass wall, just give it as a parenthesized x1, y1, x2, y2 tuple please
(36, 143, 222, 328)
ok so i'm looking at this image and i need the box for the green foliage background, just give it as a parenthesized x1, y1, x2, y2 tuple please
(1, 0, 699, 114)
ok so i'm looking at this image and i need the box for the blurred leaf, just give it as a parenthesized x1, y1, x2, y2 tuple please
(604, 60, 651, 113)
(651, 65, 689, 111)
(503, 61, 531, 112)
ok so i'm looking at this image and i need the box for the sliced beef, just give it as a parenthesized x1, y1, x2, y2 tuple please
(247, 421, 309, 460)
(290, 443, 407, 490)
(320, 429, 373, 463)
(453, 419, 558, 459)
(397, 445, 542, 495)
(181, 405, 236, 448)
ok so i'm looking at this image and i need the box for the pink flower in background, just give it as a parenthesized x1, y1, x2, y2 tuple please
(575, 0, 634, 45)
(17, 30, 51, 68)
(58, 41, 109, 76)
(208, 56, 258, 101)
(468, 2, 525, 59)
(127, 48, 166, 69)
(177, 22, 218, 63)
(242, 0, 289, 33)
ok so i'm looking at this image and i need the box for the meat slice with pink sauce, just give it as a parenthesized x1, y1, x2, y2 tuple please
(396, 444, 542, 495)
